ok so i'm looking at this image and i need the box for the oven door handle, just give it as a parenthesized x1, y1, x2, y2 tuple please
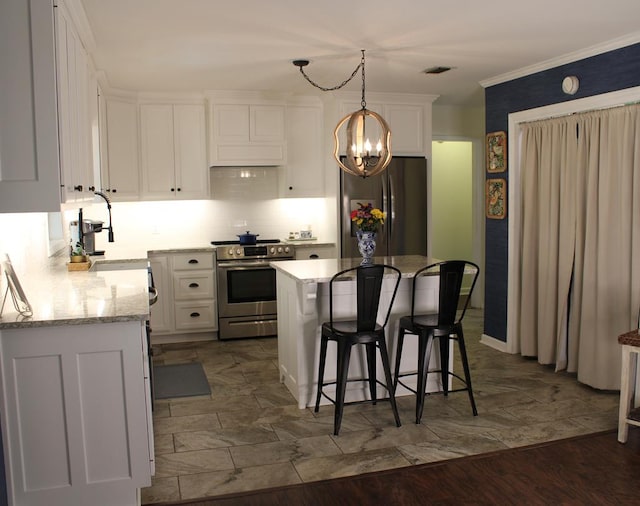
(217, 261, 275, 269)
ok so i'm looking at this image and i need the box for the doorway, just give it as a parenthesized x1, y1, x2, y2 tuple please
(431, 139, 483, 308)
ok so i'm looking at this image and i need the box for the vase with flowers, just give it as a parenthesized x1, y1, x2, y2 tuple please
(350, 202, 386, 264)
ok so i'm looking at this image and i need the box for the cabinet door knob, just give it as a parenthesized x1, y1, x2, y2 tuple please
(190, 312, 200, 318)
(289, 186, 293, 190)
(177, 188, 181, 192)
(188, 259, 199, 264)
(188, 282, 199, 288)
(74, 184, 83, 191)
(170, 188, 175, 192)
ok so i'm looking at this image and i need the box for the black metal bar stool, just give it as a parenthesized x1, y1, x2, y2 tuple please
(315, 263, 402, 435)
(394, 260, 480, 424)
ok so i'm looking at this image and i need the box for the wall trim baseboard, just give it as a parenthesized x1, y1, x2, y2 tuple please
(480, 333, 509, 353)
(151, 331, 217, 345)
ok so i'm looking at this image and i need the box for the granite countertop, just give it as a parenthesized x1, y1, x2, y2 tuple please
(147, 246, 215, 255)
(271, 255, 441, 284)
(281, 240, 336, 247)
(0, 255, 151, 329)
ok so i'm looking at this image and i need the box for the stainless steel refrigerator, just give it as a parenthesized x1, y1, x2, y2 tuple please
(340, 156, 428, 258)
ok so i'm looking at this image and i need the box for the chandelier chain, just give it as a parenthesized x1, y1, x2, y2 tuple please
(360, 50, 366, 110)
(297, 50, 365, 93)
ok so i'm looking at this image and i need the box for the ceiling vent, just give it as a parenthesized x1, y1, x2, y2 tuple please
(423, 66, 452, 75)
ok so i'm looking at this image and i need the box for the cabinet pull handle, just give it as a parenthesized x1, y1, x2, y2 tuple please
(188, 259, 199, 264)
(188, 282, 199, 288)
(190, 312, 200, 318)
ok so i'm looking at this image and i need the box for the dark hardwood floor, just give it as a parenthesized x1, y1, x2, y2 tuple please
(158, 429, 640, 506)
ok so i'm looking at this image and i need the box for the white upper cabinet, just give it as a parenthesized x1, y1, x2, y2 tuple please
(281, 100, 324, 198)
(383, 103, 425, 155)
(140, 103, 208, 200)
(55, 2, 97, 203)
(250, 105, 285, 143)
(338, 95, 433, 157)
(0, 0, 62, 212)
(209, 99, 286, 166)
(100, 96, 140, 201)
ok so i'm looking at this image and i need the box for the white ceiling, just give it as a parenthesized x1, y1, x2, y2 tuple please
(80, 0, 640, 106)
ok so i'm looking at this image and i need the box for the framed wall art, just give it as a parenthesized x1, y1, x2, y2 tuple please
(486, 130, 507, 173)
(486, 178, 506, 220)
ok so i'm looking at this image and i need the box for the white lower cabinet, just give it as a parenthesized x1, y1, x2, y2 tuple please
(149, 254, 173, 333)
(0, 321, 153, 506)
(149, 251, 217, 336)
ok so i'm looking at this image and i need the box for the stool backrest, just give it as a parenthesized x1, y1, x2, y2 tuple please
(411, 260, 480, 325)
(329, 264, 402, 331)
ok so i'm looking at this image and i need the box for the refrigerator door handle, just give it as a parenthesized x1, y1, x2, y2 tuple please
(387, 175, 394, 239)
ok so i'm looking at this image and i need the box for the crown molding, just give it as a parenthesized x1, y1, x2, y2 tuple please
(481, 31, 640, 89)
(59, 0, 96, 54)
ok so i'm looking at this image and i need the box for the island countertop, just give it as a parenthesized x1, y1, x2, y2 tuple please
(0, 256, 150, 329)
(271, 255, 441, 284)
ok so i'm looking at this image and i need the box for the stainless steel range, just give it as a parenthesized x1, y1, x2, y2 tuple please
(212, 239, 295, 340)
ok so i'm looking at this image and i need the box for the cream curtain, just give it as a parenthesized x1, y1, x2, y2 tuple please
(518, 104, 640, 389)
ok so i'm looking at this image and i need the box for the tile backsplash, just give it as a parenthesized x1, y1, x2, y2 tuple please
(1, 167, 335, 263)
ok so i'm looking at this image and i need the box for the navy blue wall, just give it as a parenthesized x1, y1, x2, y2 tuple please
(484, 42, 640, 342)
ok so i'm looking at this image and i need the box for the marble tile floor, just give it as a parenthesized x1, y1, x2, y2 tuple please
(141, 309, 620, 504)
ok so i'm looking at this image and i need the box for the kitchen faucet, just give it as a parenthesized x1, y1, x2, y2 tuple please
(94, 190, 115, 243)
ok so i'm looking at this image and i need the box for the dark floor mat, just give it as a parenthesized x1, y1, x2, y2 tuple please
(153, 362, 211, 399)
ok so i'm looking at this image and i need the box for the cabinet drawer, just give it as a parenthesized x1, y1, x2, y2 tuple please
(173, 272, 214, 299)
(172, 252, 214, 270)
(174, 301, 216, 331)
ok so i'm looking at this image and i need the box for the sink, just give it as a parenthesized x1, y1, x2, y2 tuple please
(90, 259, 157, 305)
(90, 259, 150, 272)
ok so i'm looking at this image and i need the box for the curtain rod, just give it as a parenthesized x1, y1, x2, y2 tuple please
(522, 100, 640, 125)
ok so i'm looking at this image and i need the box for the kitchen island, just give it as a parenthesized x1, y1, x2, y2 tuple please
(271, 255, 445, 410)
(0, 256, 154, 506)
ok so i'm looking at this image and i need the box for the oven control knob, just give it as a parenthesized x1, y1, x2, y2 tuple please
(270, 247, 275, 254)
(228, 248, 234, 255)
(284, 246, 290, 254)
(277, 246, 283, 253)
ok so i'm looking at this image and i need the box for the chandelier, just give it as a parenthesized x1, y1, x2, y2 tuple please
(293, 50, 392, 178)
